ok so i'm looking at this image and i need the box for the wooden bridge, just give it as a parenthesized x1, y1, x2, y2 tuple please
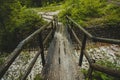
(0, 15, 120, 80)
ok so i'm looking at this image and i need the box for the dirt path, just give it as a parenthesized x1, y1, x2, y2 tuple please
(38, 10, 60, 22)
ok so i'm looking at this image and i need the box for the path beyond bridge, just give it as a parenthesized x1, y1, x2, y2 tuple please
(42, 24, 84, 80)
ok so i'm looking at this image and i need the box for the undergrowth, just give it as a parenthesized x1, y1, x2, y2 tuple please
(59, 0, 120, 27)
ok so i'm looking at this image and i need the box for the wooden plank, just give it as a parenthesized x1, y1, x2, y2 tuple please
(42, 25, 84, 80)
(42, 16, 53, 20)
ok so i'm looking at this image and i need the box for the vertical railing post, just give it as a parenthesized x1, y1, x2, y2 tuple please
(79, 34, 87, 66)
(88, 67, 93, 80)
(88, 59, 95, 80)
(56, 16, 58, 27)
(69, 22, 73, 37)
(66, 16, 69, 31)
(53, 15, 58, 29)
(52, 16, 57, 39)
(38, 33, 45, 66)
(51, 21, 55, 39)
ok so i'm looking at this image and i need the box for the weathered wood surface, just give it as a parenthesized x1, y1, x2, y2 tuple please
(42, 24, 84, 80)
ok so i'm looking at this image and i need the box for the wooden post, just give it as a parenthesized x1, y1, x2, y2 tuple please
(66, 16, 69, 32)
(55, 16, 58, 28)
(51, 21, 54, 39)
(38, 33, 45, 66)
(87, 59, 95, 80)
(88, 67, 93, 80)
(79, 34, 87, 66)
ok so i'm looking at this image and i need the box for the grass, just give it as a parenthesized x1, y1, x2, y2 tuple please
(34, 74, 43, 80)
(59, 0, 120, 28)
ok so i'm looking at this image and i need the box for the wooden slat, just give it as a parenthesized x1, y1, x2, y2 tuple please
(42, 17, 53, 20)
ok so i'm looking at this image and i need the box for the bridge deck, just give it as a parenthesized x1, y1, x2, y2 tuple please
(42, 24, 84, 80)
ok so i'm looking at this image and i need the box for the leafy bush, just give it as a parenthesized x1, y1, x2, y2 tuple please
(0, 1, 45, 53)
(59, 0, 120, 27)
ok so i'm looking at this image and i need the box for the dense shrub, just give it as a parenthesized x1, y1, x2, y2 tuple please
(59, 0, 120, 27)
(0, 1, 45, 53)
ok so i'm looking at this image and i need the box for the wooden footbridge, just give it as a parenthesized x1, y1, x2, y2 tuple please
(0, 15, 120, 80)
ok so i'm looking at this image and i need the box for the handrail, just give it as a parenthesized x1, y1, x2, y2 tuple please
(66, 15, 120, 79)
(21, 27, 55, 80)
(66, 15, 93, 38)
(66, 15, 120, 44)
(91, 63, 120, 78)
(0, 18, 56, 79)
(93, 37, 120, 44)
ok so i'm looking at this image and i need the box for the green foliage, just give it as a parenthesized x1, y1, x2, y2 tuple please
(34, 74, 43, 80)
(59, 0, 120, 27)
(18, 0, 32, 7)
(18, 0, 64, 7)
(29, 4, 62, 12)
(0, 0, 22, 52)
(92, 71, 120, 80)
(0, 0, 45, 53)
(0, 53, 9, 65)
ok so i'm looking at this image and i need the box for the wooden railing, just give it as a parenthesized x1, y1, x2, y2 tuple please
(66, 15, 120, 79)
(0, 16, 57, 80)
